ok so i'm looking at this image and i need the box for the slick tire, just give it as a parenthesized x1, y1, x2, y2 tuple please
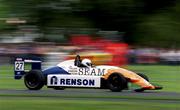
(24, 70, 45, 90)
(107, 73, 127, 92)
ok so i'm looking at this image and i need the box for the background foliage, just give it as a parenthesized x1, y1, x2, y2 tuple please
(0, 0, 179, 47)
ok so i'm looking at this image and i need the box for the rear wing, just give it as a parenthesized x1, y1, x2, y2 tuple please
(14, 58, 42, 79)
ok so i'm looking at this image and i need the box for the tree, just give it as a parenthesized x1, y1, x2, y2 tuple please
(132, 0, 180, 47)
(1, 0, 180, 47)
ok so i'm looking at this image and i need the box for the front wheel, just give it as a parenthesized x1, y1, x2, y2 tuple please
(24, 70, 45, 90)
(107, 73, 127, 92)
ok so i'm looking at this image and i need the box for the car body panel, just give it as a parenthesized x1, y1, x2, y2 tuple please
(55, 59, 155, 89)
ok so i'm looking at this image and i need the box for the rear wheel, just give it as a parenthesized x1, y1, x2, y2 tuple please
(24, 70, 45, 90)
(107, 73, 127, 92)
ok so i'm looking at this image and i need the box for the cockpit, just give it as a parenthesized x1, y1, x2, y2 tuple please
(74, 55, 92, 68)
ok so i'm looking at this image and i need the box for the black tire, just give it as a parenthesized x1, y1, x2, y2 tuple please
(107, 73, 127, 92)
(53, 87, 65, 90)
(100, 78, 108, 89)
(137, 73, 149, 81)
(24, 70, 45, 90)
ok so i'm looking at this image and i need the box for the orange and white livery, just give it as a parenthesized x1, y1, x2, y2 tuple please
(15, 55, 162, 92)
(55, 55, 162, 92)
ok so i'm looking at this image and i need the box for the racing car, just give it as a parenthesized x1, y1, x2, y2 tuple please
(14, 55, 162, 92)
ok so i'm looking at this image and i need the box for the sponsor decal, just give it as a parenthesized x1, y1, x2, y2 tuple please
(50, 76, 58, 85)
(67, 66, 106, 76)
(17, 72, 21, 75)
(47, 75, 101, 88)
(79, 68, 105, 76)
(68, 66, 78, 75)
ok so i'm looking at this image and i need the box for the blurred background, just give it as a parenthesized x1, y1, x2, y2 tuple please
(1, 1, 180, 109)
(0, 0, 180, 66)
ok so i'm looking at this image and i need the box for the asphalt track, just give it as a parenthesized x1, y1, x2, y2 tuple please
(0, 89, 180, 103)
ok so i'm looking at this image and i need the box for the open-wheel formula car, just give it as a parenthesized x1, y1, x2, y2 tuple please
(14, 55, 162, 92)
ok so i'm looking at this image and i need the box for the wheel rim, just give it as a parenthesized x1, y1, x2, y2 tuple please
(25, 74, 39, 88)
(109, 74, 121, 88)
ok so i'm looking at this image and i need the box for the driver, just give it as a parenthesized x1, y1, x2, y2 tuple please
(81, 59, 92, 67)
(74, 55, 92, 67)
(74, 55, 81, 66)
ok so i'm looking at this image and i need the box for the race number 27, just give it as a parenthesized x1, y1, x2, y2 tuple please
(15, 61, 24, 71)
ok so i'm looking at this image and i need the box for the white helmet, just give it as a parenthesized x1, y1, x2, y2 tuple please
(81, 59, 92, 67)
